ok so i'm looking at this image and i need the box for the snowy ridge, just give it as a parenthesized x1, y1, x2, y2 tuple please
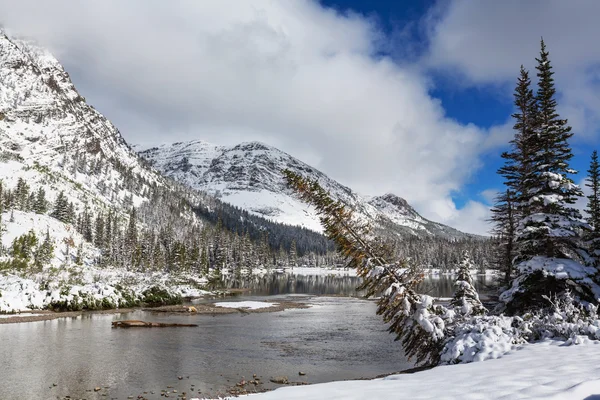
(139, 140, 472, 238)
(0, 30, 165, 212)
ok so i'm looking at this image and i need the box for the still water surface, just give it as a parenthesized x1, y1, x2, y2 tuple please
(0, 273, 495, 399)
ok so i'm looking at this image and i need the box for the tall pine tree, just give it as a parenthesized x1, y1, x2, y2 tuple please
(586, 150, 600, 266)
(501, 40, 595, 313)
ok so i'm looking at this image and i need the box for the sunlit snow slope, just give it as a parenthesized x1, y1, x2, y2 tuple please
(139, 140, 472, 238)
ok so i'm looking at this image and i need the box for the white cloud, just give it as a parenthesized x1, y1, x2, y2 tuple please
(442, 200, 492, 236)
(0, 0, 495, 234)
(480, 189, 499, 205)
(576, 178, 591, 220)
(425, 0, 600, 139)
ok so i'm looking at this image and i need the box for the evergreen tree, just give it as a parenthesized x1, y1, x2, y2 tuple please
(289, 240, 298, 268)
(586, 150, 600, 231)
(94, 213, 105, 249)
(125, 207, 138, 263)
(34, 229, 54, 269)
(586, 150, 600, 265)
(51, 191, 71, 224)
(284, 169, 448, 365)
(33, 187, 48, 214)
(518, 39, 585, 260)
(450, 251, 486, 316)
(501, 40, 594, 313)
(490, 189, 516, 285)
(14, 177, 29, 211)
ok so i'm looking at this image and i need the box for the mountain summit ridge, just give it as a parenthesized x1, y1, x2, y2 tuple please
(139, 140, 473, 239)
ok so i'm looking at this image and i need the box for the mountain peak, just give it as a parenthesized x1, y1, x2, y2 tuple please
(138, 139, 472, 239)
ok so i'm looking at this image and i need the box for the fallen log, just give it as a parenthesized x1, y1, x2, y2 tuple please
(112, 320, 198, 328)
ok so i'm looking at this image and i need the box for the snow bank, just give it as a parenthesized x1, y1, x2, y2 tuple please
(215, 301, 277, 310)
(0, 267, 210, 313)
(234, 340, 600, 400)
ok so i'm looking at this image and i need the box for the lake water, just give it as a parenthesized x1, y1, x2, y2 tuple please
(0, 272, 496, 400)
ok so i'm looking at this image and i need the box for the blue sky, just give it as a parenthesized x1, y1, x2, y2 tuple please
(3, 0, 600, 234)
(322, 0, 600, 210)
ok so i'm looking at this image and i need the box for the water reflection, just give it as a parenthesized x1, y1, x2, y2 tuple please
(0, 298, 406, 399)
(0, 271, 499, 399)
(216, 271, 497, 298)
(216, 273, 364, 296)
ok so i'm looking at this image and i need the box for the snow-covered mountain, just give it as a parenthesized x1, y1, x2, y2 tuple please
(0, 30, 166, 212)
(0, 30, 210, 312)
(138, 140, 472, 239)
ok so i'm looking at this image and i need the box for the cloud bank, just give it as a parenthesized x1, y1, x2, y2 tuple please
(6, 0, 571, 235)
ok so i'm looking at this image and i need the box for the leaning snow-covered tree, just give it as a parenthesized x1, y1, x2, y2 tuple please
(284, 169, 456, 365)
(450, 251, 487, 316)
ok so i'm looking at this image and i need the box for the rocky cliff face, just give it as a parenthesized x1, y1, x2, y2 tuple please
(0, 30, 167, 214)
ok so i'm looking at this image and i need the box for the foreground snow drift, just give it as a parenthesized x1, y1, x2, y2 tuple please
(234, 340, 600, 400)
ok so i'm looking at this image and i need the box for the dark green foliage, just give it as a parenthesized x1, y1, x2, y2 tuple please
(586, 150, 600, 266)
(33, 187, 48, 214)
(518, 39, 585, 261)
(0, 230, 39, 270)
(51, 191, 72, 224)
(14, 177, 29, 211)
(587, 150, 600, 231)
(33, 229, 54, 270)
(504, 271, 595, 315)
(141, 286, 182, 306)
(490, 189, 516, 284)
(497, 40, 593, 314)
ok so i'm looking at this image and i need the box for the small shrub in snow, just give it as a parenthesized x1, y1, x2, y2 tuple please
(513, 291, 600, 342)
(450, 251, 487, 317)
(440, 316, 522, 364)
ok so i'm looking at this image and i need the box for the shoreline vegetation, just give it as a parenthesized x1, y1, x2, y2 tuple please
(0, 294, 310, 324)
(0, 266, 500, 316)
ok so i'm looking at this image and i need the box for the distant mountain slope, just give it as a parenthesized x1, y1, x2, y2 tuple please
(138, 140, 472, 239)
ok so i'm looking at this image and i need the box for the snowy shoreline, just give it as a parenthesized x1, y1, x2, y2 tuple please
(0, 265, 500, 314)
(225, 339, 600, 400)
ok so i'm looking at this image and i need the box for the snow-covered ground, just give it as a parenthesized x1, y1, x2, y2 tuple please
(0, 313, 45, 318)
(230, 339, 600, 400)
(214, 301, 277, 310)
(0, 210, 209, 313)
(290, 266, 500, 278)
(291, 267, 358, 276)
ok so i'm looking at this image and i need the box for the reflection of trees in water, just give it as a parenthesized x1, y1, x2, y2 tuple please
(219, 273, 499, 298)
(419, 275, 497, 298)
(219, 274, 364, 296)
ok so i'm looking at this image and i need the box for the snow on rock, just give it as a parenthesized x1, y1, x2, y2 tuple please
(234, 340, 600, 400)
(214, 301, 277, 310)
(0, 29, 165, 214)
